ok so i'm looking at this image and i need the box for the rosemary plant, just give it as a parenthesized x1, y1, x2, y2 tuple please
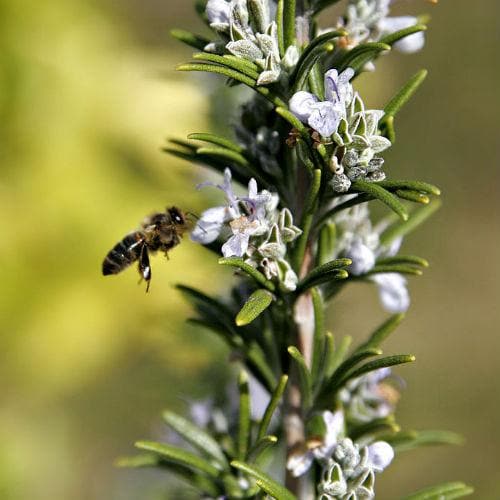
(118, 0, 473, 498)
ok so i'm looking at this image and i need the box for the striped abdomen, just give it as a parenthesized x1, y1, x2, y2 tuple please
(102, 232, 144, 276)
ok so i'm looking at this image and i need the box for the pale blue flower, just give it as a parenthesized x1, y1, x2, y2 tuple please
(289, 68, 355, 137)
(366, 441, 394, 472)
(190, 168, 238, 244)
(206, 0, 231, 29)
(371, 272, 410, 313)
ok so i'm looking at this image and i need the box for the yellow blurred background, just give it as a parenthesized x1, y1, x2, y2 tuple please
(0, 0, 498, 498)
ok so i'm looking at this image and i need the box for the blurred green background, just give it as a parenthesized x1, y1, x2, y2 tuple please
(0, 0, 498, 498)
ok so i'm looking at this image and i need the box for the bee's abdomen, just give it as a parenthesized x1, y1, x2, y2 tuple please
(102, 233, 143, 276)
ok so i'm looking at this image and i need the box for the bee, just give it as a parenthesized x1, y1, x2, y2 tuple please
(102, 206, 188, 291)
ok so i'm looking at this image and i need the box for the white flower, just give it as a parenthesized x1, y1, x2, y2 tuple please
(377, 15, 425, 53)
(191, 169, 276, 255)
(286, 410, 345, 477)
(314, 410, 345, 460)
(206, 0, 231, 29)
(371, 272, 410, 313)
(366, 441, 394, 472)
(289, 68, 355, 137)
(345, 238, 376, 275)
(190, 168, 238, 244)
(286, 449, 315, 478)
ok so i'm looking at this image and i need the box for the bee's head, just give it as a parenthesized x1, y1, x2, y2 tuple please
(168, 206, 186, 225)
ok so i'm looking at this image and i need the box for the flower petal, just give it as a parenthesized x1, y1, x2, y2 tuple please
(286, 450, 314, 477)
(367, 441, 394, 472)
(221, 232, 250, 257)
(371, 273, 410, 313)
(345, 239, 376, 275)
(190, 206, 228, 244)
(206, 0, 231, 27)
(308, 101, 342, 137)
(289, 91, 319, 123)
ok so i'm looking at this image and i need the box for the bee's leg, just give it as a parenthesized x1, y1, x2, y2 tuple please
(138, 244, 152, 292)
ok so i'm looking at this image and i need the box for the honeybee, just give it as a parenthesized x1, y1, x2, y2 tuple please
(102, 206, 188, 291)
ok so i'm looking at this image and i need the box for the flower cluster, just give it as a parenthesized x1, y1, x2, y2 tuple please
(318, 439, 394, 500)
(191, 168, 301, 290)
(205, 0, 299, 85)
(332, 200, 410, 312)
(339, 0, 425, 55)
(287, 410, 394, 498)
(289, 69, 390, 193)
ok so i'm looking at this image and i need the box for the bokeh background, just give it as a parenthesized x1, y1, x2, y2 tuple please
(1, 0, 498, 498)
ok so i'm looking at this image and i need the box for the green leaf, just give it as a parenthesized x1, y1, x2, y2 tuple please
(328, 348, 382, 386)
(235, 289, 274, 326)
(352, 180, 409, 220)
(170, 29, 210, 50)
(237, 371, 251, 461)
(395, 189, 430, 204)
(323, 331, 336, 379)
(379, 199, 441, 245)
(257, 375, 288, 440)
(163, 146, 250, 186)
(328, 335, 352, 375)
(135, 441, 220, 478)
(246, 341, 278, 392)
(380, 24, 427, 49)
(288, 346, 312, 410)
(368, 264, 423, 276)
(192, 52, 260, 80)
(247, 435, 278, 462)
(177, 62, 257, 86)
(116, 453, 223, 496)
(318, 348, 381, 403)
(311, 288, 325, 385)
(382, 69, 428, 119)
(292, 169, 322, 271)
(188, 132, 243, 152)
(177, 62, 286, 107)
(283, 0, 296, 48)
(355, 314, 405, 352)
(162, 411, 229, 468)
(231, 461, 297, 500)
(290, 31, 345, 91)
(349, 417, 400, 442)
(317, 222, 336, 266)
(377, 179, 441, 196)
(291, 29, 346, 86)
(196, 146, 249, 167)
(296, 258, 351, 293)
(338, 42, 391, 72)
(402, 481, 473, 500)
(315, 193, 373, 229)
(376, 255, 429, 268)
(115, 453, 159, 468)
(219, 257, 276, 291)
(178, 285, 243, 347)
(276, 0, 285, 56)
(341, 354, 416, 385)
(393, 429, 465, 452)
